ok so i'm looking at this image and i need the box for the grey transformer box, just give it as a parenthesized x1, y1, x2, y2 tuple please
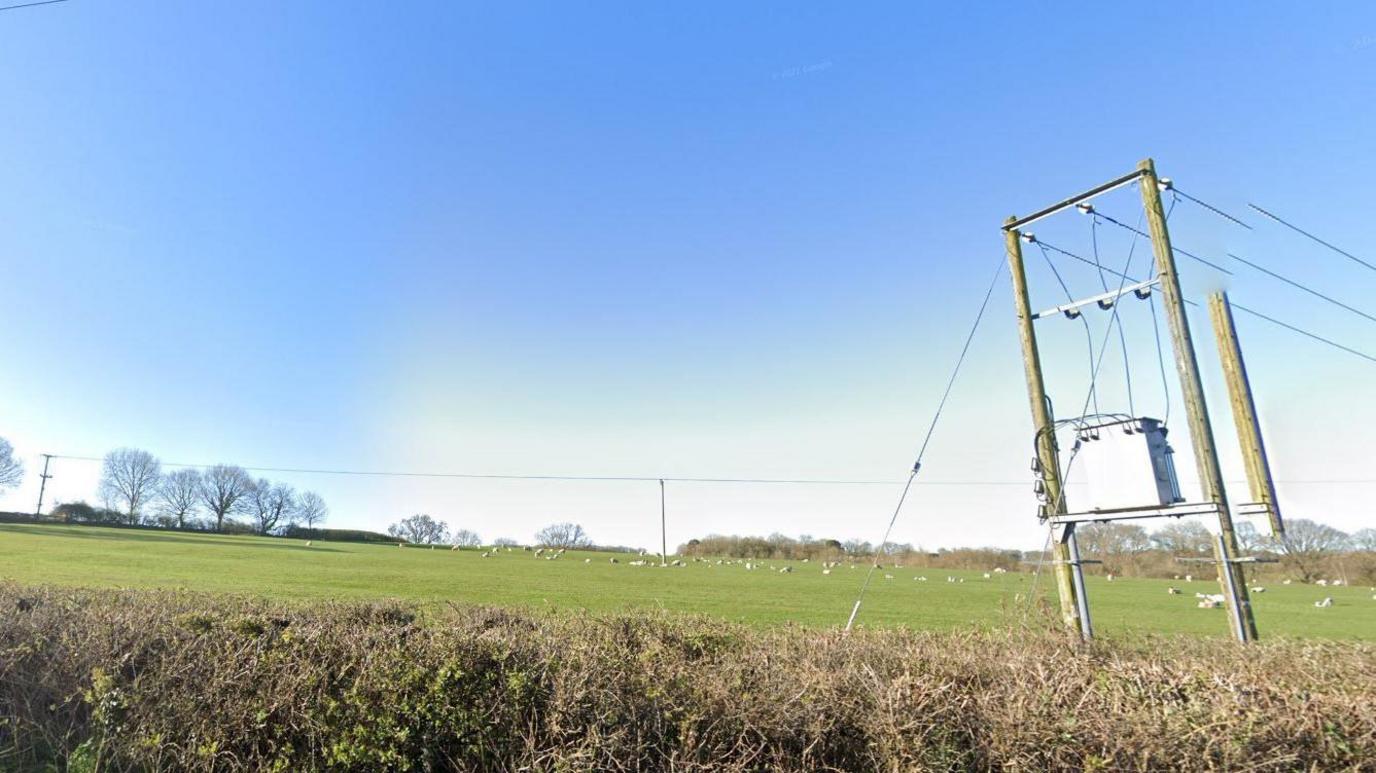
(1074, 416, 1184, 512)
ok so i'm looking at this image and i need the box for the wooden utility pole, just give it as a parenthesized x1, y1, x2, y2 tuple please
(659, 478, 667, 567)
(1208, 292, 1284, 538)
(1139, 159, 1258, 642)
(34, 454, 53, 518)
(1004, 219, 1082, 632)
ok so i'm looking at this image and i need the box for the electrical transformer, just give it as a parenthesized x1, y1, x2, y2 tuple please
(1076, 417, 1183, 511)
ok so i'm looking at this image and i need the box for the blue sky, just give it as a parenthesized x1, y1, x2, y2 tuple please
(1, 2, 1373, 549)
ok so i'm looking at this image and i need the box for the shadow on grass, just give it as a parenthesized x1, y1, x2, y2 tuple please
(0, 524, 345, 553)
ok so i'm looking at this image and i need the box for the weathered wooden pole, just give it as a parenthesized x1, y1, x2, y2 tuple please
(1208, 291, 1284, 537)
(1004, 218, 1082, 633)
(1138, 159, 1258, 641)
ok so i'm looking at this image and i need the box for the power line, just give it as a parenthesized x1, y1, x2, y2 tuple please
(1248, 202, 1376, 275)
(1227, 252, 1376, 326)
(0, 0, 69, 12)
(1090, 208, 1234, 276)
(43, 454, 1030, 486)
(1228, 302, 1376, 366)
(1030, 239, 1376, 368)
(1167, 187, 1252, 230)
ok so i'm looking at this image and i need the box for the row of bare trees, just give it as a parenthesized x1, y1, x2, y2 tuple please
(384, 514, 593, 549)
(91, 448, 328, 535)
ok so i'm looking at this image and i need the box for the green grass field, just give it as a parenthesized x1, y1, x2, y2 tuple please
(1, 522, 1371, 639)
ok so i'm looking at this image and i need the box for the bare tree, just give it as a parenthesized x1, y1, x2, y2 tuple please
(493, 537, 519, 547)
(0, 437, 22, 491)
(387, 514, 449, 544)
(248, 479, 296, 535)
(199, 464, 254, 532)
(1277, 518, 1350, 582)
(451, 528, 482, 547)
(99, 448, 162, 523)
(534, 522, 591, 549)
(294, 491, 328, 536)
(155, 468, 202, 529)
(1150, 521, 1213, 555)
(1351, 528, 1376, 553)
(1077, 523, 1151, 557)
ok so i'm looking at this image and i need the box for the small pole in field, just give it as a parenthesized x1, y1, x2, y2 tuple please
(659, 478, 667, 567)
(34, 454, 53, 518)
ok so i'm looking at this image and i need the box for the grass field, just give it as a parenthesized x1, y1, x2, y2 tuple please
(1, 522, 1371, 639)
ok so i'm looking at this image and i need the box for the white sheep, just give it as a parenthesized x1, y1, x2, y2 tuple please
(1315, 597, 1333, 608)
(983, 572, 991, 579)
(1249, 586, 1265, 593)
(609, 557, 619, 564)
(584, 558, 591, 563)
(1317, 579, 1329, 587)
(822, 568, 831, 575)
(1106, 574, 1114, 582)
(1167, 587, 1181, 595)
(1197, 599, 1222, 609)
(480, 552, 490, 558)
(779, 566, 793, 574)
(305, 541, 312, 547)
(1184, 574, 1192, 582)
(883, 574, 894, 580)
(946, 576, 956, 583)
(1283, 579, 1292, 585)
(993, 567, 1007, 574)
(916, 576, 927, 582)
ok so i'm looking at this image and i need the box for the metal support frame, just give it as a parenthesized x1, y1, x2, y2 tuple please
(1033, 278, 1160, 320)
(1003, 158, 1262, 643)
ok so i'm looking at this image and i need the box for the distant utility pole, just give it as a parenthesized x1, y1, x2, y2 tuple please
(34, 454, 53, 518)
(659, 478, 667, 567)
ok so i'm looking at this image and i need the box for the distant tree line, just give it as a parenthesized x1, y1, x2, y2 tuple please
(46, 447, 330, 537)
(383, 514, 603, 551)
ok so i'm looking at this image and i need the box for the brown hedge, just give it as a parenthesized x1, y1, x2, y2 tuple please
(0, 582, 1372, 771)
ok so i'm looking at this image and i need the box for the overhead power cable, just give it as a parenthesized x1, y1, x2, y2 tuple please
(1227, 252, 1376, 326)
(1248, 203, 1376, 275)
(1090, 208, 1234, 276)
(0, 0, 69, 11)
(1167, 187, 1252, 230)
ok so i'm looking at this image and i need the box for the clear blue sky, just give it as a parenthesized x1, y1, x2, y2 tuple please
(2, 1, 1373, 549)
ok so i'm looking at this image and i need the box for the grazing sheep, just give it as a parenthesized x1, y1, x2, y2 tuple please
(1106, 574, 1114, 582)
(946, 576, 956, 583)
(993, 567, 1007, 574)
(1282, 579, 1292, 585)
(1197, 599, 1222, 609)
(1317, 579, 1329, 587)
(916, 576, 927, 582)
(801, 558, 809, 563)
(983, 572, 992, 579)
(671, 559, 685, 567)
(779, 566, 793, 574)
(822, 569, 831, 575)
(450, 545, 460, 551)
(584, 558, 591, 563)
(1184, 574, 1192, 582)
(1315, 597, 1333, 608)
(1250, 586, 1265, 593)
(1167, 587, 1181, 595)
(609, 557, 619, 563)
(883, 574, 894, 580)
(480, 552, 490, 558)
(398, 543, 405, 548)
(305, 541, 312, 547)
(744, 562, 755, 570)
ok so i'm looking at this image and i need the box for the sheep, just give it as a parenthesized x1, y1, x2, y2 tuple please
(946, 576, 956, 583)
(916, 576, 927, 582)
(993, 567, 1007, 574)
(1315, 597, 1333, 608)
(398, 543, 406, 548)
(305, 541, 312, 547)
(822, 568, 831, 575)
(1167, 587, 1181, 595)
(609, 557, 619, 564)
(745, 562, 755, 570)
(1250, 586, 1265, 593)
(1317, 579, 1329, 587)
(883, 574, 894, 580)
(584, 558, 592, 563)
(480, 552, 490, 558)
(535, 548, 544, 557)
(671, 559, 685, 567)
(779, 566, 793, 574)
(983, 572, 992, 579)
(1106, 574, 1114, 582)
(1197, 599, 1222, 609)
(450, 545, 460, 551)
(1282, 579, 1292, 585)
(1184, 574, 1192, 582)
